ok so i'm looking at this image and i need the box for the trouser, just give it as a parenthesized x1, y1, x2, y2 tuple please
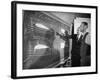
(71, 55, 80, 67)
(80, 56, 91, 66)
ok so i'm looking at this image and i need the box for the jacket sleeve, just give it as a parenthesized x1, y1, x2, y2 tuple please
(85, 33, 91, 45)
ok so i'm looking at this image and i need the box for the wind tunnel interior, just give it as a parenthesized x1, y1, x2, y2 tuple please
(23, 10, 90, 69)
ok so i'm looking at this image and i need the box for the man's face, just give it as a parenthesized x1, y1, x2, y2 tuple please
(80, 23, 87, 32)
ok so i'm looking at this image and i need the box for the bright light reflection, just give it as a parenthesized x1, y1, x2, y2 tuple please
(35, 23, 49, 30)
(60, 42, 65, 48)
(61, 28, 65, 34)
(34, 44, 48, 49)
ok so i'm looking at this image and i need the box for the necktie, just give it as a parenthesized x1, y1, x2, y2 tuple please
(79, 35, 83, 41)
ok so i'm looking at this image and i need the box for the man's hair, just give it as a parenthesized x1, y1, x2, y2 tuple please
(82, 22, 88, 28)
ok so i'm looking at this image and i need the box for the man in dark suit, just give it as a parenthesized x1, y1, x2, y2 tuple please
(71, 22, 91, 67)
(56, 27, 82, 67)
(79, 22, 91, 66)
(71, 27, 82, 67)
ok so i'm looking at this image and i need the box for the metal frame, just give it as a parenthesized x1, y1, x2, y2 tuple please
(11, 1, 98, 79)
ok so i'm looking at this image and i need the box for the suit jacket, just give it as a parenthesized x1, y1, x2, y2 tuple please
(80, 32, 91, 57)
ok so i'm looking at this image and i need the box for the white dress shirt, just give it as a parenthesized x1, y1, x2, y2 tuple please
(78, 32, 91, 45)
